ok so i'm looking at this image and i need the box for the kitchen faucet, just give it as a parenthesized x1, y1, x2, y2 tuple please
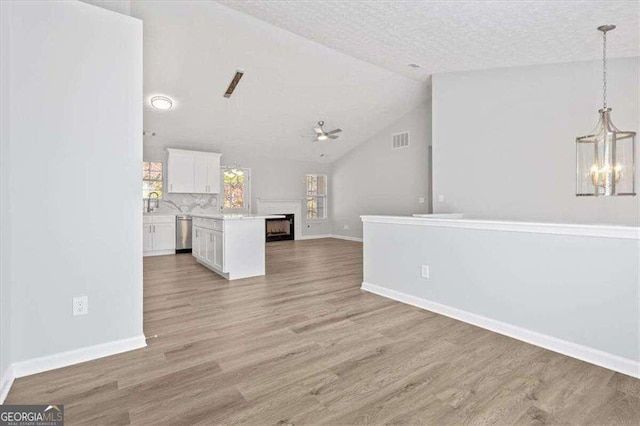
(147, 192, 159, 213)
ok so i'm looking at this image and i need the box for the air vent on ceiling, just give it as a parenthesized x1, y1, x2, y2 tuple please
(392, 131, 410, 149)
(224, 69, 245, 98)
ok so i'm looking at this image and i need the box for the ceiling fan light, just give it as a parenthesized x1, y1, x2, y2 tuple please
(317, 134, 328, 141)
(150, 96, 173, 110)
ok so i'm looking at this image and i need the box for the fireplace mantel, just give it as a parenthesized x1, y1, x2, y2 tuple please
(256, 199, 303, 240)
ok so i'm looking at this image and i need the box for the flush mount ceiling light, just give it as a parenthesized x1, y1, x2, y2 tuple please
(576, 25, 636, 197)
(150, 96, 173, 110)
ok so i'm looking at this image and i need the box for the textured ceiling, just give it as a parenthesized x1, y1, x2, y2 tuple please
(218, 0, 640, 81)
(131, 1, 429, 163)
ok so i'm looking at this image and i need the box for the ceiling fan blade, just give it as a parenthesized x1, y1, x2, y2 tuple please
(326, 129, 342, 135)
(314, 127, 323, 134)
(328, 135, 339, 139)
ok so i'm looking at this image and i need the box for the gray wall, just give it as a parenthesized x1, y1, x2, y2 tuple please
(364, 221, 639, 362)
(432, 57, 640, 225)
(331, 104, 432, 239)
(6, 1, 143, 364)
(144, 145, 333, 237)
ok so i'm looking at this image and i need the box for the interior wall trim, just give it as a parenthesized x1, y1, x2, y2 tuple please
(0, 364, 15, 404)
(360, 215, 640, 240)
(330, 234, 364, 242)
(296, 234, 363, 242)
(361, 282, 640, 379)
(9, 335, 147, 384)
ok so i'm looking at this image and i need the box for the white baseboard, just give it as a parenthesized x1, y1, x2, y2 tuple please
(330, 234, 363, 242)
(0, 364, 15, 404)
(361, 282, 640, 379)
(11, 335, 147, 380)
(143, 250, 175, 257)
(297, 234, 332, 240)
(297, 234, 363, 242)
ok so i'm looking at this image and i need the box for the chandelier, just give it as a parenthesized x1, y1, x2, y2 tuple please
(576, 25, 636, 197)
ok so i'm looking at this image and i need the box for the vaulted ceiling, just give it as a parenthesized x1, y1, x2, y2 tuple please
(131, 1, 429, 164)
(219, 0, 639, 81)
(132, 0, 638, 164)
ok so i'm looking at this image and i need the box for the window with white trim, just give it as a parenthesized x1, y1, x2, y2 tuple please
(306, 174, 327, 220)
(142, 161, 163, 199)
(222, 167, 251, 212)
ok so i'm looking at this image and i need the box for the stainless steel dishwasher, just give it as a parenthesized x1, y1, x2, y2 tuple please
(176, 215, 192, 253)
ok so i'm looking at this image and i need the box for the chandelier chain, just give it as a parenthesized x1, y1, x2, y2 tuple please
(602, 29, 607, 109)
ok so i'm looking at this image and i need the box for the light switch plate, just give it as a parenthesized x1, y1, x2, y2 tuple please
(421, 265, 430, 279)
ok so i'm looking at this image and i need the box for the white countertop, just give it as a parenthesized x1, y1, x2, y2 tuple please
(143, 212, 285, 220)
(191, 213, 285, 220)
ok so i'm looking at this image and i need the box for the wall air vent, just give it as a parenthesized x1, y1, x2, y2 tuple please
(392, 131, 410, 149)
(223, 69, 245, 98)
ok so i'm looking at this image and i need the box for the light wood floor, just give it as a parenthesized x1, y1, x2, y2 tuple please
(6, 239, 640, 425)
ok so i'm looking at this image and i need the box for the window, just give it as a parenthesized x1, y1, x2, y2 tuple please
(306, 174, 327, 220)
(222, 167, 250, 211)
(142, 161, 163, 199)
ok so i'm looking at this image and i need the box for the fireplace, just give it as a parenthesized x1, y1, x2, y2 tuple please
(266, 214, 295, 242)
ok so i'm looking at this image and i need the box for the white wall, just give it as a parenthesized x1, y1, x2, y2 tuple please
(331, 104, 432, 239)
(4, 0, 143, 373)
(363, 219, 639, 376)
(0, 0, 12, 400)
(432, 57, 640, 225)
(144, 145, 333, 237)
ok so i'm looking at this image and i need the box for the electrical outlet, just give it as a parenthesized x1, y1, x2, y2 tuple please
(418, 197, 425, 204)
(343, 224, 349, 230)
(421, 265, 430, 279)
(438, 195, 445, 203)
(73, 296, 88, 316)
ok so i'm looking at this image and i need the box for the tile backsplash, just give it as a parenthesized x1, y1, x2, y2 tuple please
(145, 193, 218, 214)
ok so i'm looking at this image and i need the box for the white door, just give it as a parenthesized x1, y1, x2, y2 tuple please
(193, 156, 209, 193)
(168, 153, 194, 193)
(153, 223, 175, 251)
(212, 230, 224, 271)
(143, 224, 154, 252)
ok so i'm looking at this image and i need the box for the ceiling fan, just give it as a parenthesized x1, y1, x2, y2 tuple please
(313, 121, 342, 142)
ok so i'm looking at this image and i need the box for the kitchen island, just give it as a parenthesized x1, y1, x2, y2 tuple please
(191, 213, 284, 280)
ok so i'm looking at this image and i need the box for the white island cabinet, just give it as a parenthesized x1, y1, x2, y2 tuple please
(192, 214, 284, 280)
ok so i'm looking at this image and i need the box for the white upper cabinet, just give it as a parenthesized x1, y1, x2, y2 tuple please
(194, 155, 220, 194)
(167, 149, 221, 194)
(167, 152, 195, 193)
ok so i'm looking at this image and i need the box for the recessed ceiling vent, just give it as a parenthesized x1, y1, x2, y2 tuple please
(392, 131, 410, 149)
(224, 69, 245, 98)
